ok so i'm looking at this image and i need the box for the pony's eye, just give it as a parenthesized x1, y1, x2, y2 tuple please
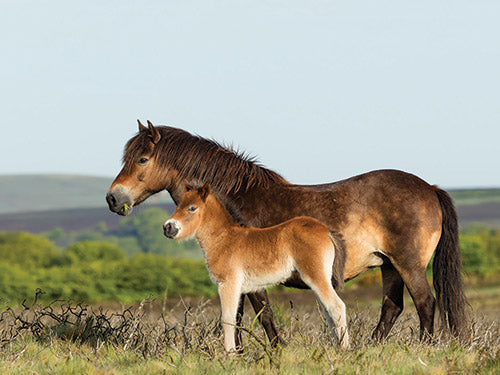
(187, 206, 197, 213)
(138, 157, 149, 166)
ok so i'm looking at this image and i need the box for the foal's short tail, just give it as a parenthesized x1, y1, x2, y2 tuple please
(329, 231, 346, 291)
(432, 187, 468, 338)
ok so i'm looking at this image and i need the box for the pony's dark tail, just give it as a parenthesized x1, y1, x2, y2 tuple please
(432, 187, 468, 338)
(329, 231, 346, 291)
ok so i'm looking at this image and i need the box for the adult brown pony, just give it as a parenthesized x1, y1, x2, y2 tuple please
(107, 120, 468, 345)
(164, 183, 349, 352)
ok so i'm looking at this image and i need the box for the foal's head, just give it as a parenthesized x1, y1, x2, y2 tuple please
(163, 183, 211, 240)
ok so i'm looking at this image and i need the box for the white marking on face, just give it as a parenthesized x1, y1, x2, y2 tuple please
(164, 219, 182, 239)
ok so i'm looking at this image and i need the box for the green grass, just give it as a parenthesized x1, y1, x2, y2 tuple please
(3, 338, 498, 374)
(0, 286, 498, 374)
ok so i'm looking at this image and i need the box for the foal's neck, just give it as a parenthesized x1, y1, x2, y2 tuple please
(196, 194, 239, 251)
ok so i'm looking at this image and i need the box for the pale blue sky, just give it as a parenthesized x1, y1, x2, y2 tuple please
(1, 1, 499, 188)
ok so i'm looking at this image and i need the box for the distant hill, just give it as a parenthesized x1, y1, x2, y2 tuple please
(1, 174, 499, 214)
(0, 203, 177, 234)
(1, 202, 498, 234)
(448, 188, 500, 206)
(0, 175, 172, 214)
(0, 174, 499, 233)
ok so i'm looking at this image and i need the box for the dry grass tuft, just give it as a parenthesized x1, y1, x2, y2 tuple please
(0, 289, 499, 374)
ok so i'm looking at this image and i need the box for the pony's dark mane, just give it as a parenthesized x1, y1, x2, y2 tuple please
(123, 126, 289, 195)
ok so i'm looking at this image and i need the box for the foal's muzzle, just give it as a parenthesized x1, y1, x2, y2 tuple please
(163, 220, 180, 239)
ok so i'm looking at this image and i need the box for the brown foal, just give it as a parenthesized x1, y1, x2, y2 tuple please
(163, 183, 349, 352)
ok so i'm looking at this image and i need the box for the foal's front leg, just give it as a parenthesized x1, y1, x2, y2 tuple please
(218, 280, 243, 353)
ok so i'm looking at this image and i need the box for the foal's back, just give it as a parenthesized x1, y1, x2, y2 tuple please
(235, 216, 334, 261)
(225, 216, 339, 291)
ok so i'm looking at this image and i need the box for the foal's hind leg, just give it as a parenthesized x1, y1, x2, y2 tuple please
(372, 262, 405, 340)
(300, 259, 349, 348)
(312, 280, 349, 347)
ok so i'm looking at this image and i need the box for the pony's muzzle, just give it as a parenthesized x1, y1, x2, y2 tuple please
(106, 186, 133, 216)
(163, 220, 180, 239)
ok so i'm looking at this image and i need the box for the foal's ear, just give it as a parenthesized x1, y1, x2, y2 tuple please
(137, 119, 148, 133)
(198, 183, 211, 201)
(147, 120, 161, 144)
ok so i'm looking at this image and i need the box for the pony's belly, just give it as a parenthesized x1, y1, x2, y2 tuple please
(343, 237, 385, 281)
(344, 251, 384, 281)
(341, 217, 386, 280)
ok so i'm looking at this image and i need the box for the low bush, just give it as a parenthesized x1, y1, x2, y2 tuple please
(1, 225, 499, 304)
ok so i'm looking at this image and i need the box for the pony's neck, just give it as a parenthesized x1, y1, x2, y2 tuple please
(195, 194, 238, 253)
(168, 178, 189, 205)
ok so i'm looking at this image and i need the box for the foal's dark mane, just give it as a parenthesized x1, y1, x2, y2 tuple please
(123, 126, 289, 195)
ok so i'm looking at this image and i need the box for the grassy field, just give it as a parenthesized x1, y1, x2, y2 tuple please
(1, 285, 498, 374)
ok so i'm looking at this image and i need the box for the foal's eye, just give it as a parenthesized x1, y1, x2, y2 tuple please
(187, 206, 197, 213)
(138, 157, 149, 166)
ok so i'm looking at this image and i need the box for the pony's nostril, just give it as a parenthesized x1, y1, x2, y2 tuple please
(106, 192, 117, 207)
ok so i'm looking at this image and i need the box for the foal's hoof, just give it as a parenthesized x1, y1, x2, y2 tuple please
(225, 348, 241, 357)
(340, 340, 350, 350)
(338, 330, 350, 349)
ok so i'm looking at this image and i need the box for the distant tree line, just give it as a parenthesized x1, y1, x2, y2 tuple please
(0, 221, 499, 304)
(0, 231, 215, 304)
(459, 224, 500, 276)
(42, 207, 201, 258)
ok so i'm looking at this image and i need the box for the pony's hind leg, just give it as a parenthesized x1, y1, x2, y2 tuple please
(246, 290, 281, 347)
(372, 262, 405, 340)
(390, 256, 436, 341)
(234, 294, 245, 352)
(400, 267, 435, 340)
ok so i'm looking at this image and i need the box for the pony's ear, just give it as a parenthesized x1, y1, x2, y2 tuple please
(138, 119, 148, 133)
(198, 183, 211, 201)
(147, 120, 161, 144)
(184, 179, 194, 191)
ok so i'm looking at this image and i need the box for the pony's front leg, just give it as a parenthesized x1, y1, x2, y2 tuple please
(218, 279, 243, 353)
